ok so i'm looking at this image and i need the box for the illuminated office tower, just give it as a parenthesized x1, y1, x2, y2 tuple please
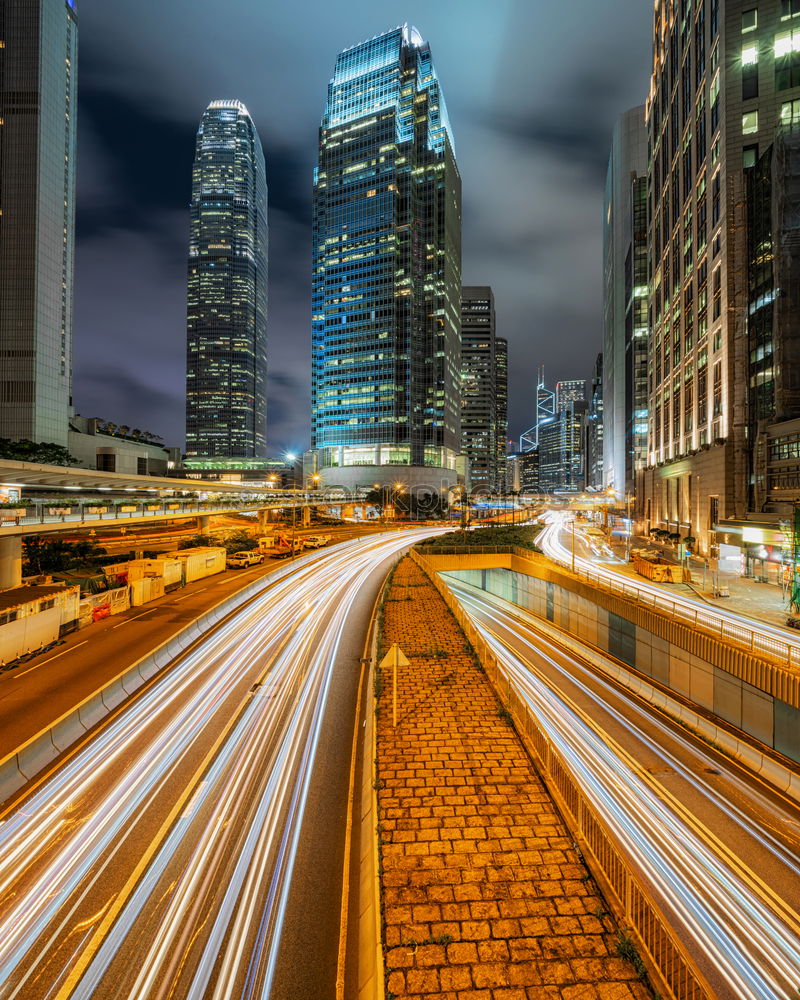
(186, 100, 267, 458)
(555, 379, 586, 411)
(603, 106, 648, 500)
(643, 0, 800, 553)
(0, 0, 77, 448)
(461, 286, 503, 493)
(495, 336, 509, 489)
(311, 25, 462, 490)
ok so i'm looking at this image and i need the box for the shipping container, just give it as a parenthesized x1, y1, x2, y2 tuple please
(174, 547, 227, 583)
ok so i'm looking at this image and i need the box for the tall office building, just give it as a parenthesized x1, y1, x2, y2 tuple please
(643, 0, 800, 554)
(495, 336, 509, 489)
(555, 380, 586, 411)
(603, 106, 648, 500)
(519, 367, 555, 451)
(585, 353, 604, 489)
(186, 99, 268, 459)
(311, 25, 462, 491)
(461, 286, 505, 493)
(539, 401, 585, 493)
(0, 0, 77, 448)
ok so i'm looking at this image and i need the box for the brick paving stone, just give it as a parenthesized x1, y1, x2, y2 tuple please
(376, 559, 650, 1000)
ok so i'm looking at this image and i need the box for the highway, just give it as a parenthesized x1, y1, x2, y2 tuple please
(538, 512, 800, 664)
(0, 528, 434, 1000)
(447, 576, 800, 1000)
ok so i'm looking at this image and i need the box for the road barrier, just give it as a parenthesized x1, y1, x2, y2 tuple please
(411, 548, 714, 1000)
(0, 561, 305, 805)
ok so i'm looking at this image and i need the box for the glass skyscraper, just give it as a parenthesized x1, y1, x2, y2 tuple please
(0, 0, 77, 448)
(186, 100, 267, 459)
(311, 25, 462, 489)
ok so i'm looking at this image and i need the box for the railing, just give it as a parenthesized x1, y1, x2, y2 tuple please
(420, 542, 800, 672)
(0, 493, 354, 530)
(411, 548, 714, 1000)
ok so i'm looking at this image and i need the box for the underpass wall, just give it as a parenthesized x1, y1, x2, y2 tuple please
(445, 565, 800, 766)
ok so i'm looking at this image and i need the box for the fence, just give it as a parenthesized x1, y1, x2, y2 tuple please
(411, 547, 714, 1000)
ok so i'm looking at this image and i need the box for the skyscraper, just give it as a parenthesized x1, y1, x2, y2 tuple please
(460, 286, 504, 493)
(555, 380, 586, 411)
(643, 0, 800, 553)
(495, 336, 508, 489)
(603, 106, 648, 500)
(311, 25, 462, 491)
(585, 353, 604, 490)
(186, 100, 268, 459)
(0, 0, 77, 448)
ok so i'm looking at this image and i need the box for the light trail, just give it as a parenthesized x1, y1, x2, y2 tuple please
(538, 512, 800, 662)
(0, 529, 439, 1000)
(450, 579, 800, 1000)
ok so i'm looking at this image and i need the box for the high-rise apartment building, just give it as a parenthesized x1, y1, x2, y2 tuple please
(555, 379, 586, 411)
(311, 25, 462, 491)
(461, 286, 505, 493)
(642, 0, 800, 551)
(0, 0, 77, 448)
(186, 100, 268, 459)
(603, 106, 648, 499)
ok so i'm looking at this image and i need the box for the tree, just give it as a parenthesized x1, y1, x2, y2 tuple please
(0, 438, 77, 466)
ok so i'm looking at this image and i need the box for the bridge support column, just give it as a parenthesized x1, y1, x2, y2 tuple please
(301, 506, 311, 527)
(0, 536, 22, 589)
(198, 515, 211, 532)
(341, 504, 355, 520)
(258, 509, 270, 531)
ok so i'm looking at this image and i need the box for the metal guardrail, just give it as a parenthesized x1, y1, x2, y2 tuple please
(410, 548, 714, 1000)
(419, 542, 800, 671)
(507, 546, 800, 671)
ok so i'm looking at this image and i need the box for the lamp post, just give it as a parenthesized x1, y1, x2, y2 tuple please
(570, 518, 576, 574)
(625, 492, 633, 562)
(285, 453, 297, 559)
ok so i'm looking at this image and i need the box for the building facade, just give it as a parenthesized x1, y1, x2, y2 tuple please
(311, 25, 462, 491)
(538, 402, 586, 493)
(461, 286, 506, 493)
(642, 0, 800, 553)
(185, 100, 268, 459)
(506, 449, 539, 494)
(585, 353, 605, 489)
(0, 0, 77, 448)
(519, 368, 555, 451)
(555, 380, 586, 411)
(603, 106, 648, 500)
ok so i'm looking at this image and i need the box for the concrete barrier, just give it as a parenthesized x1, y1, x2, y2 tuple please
(0, 570, 279, 805)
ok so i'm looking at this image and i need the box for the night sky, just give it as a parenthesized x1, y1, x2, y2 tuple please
(73, 0, 651, 455)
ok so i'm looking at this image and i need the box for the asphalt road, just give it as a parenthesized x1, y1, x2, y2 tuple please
(448, 577, 800, 1000)
(0, 523, 393, 759)
(0, 528, 439, 1000)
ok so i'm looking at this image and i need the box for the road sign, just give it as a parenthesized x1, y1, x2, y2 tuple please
(380, 644, 409, 727)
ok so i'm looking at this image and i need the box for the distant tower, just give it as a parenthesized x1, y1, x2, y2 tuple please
(520, 367, 555, 451)
(311, 25, 462, 490)
(461, 286, 499, 492)
(0, 0, 78, 447)
(186, 100, 268, 458)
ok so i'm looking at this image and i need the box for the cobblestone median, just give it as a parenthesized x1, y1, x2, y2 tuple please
(376, 557, 650, 1000)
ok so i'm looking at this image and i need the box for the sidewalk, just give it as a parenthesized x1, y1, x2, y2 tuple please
(376, 557, 649, 1000)
(606, 534, 792, 632)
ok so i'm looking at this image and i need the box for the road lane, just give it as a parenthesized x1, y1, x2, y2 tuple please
(448, 577, 800, 1000)
(0, 528, 439, 1000)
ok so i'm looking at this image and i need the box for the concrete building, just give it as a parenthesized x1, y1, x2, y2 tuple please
(603, 105, 648, 500)
(68, 417, 179, 476)
(185, 100, 268, 459)
(461, 287, 506, 494)
(642, 0, 800, 554)
(311, 26, 462, 492)
(585, 353, 604, 490)
(0, 0, 78, 448)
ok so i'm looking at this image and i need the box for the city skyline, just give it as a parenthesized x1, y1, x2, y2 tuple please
(70, 1, 651, 454)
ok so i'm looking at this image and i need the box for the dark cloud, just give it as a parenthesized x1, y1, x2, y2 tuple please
(72, 0, 652, 453)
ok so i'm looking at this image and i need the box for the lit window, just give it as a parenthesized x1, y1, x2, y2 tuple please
(742, 43, 759, 65)
(742, 110, 759, 133)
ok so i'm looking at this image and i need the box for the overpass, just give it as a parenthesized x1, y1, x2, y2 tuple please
(0, 459, 369, 588)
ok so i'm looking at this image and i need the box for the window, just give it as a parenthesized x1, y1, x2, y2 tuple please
(743, 144, 758, 168)
(742, 110, 759, 134)
(742, 42, 759, 98)
(775, 29, 800, 89)
(782, 0, 800, 19)
(742, 9, 758, 32)
(780, 98, 800, 129)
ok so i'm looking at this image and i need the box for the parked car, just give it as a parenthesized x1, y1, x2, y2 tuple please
(226, 551, 264, 569)
(303, 535, 331, 549)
